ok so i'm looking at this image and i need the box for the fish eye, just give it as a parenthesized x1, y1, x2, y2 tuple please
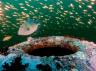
(26, 27, 30, 31)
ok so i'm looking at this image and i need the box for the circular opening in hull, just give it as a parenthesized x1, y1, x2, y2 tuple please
(27, 45, 78, 56)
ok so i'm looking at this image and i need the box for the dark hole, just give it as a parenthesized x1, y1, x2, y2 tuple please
(28, 46, 78, 56)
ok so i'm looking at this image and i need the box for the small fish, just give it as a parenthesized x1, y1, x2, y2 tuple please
(3, 35, 12, 41)
(18, 18, 40, 36)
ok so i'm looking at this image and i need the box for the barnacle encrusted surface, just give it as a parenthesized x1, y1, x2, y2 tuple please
(0, 36, 96, 71)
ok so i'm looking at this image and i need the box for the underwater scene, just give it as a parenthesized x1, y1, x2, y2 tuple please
(0, 0, 96, 71)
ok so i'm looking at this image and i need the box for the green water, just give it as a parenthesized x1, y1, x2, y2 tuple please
(0, 0, 96, 48)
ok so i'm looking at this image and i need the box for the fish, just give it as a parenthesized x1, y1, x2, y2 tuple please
(18, 18, 39, 36)
(0, 0, 96, 44)
(3, 35, 12, 41)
